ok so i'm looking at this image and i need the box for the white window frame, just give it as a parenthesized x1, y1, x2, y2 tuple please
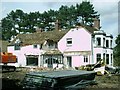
(66, 38, 72, 46)
(96, 37, 101, 46)
(84, 56, 88, 63)
(96, 54, 101, 62)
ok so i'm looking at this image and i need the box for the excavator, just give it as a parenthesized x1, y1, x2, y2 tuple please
(0, 52, 17, 71)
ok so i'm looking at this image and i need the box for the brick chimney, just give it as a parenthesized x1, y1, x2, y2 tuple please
(55, 20, 59, 31)
(93, 18, 100, 30)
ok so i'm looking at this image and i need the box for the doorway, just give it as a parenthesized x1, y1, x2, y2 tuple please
(67, 56, 72, 67)
(45, 57, 59, 68)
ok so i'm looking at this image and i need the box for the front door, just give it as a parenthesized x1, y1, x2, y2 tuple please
(67, 56, 72, 67)
(47, 58, 53, 68)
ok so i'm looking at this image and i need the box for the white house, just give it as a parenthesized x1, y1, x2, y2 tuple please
(7, 22, 113, 68)
(93, 30, 113, 66)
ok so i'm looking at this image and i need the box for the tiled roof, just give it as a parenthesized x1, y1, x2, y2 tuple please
(9, 25, 97, 46)
(9, 30, 69, 46)
(0, 40, 9, 52)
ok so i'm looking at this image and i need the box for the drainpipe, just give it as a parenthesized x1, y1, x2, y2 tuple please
(91, 35, 94, 64)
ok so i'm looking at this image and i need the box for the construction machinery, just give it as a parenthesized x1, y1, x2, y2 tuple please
(0, 52, 17, 71)
(76, 60, 117, 75)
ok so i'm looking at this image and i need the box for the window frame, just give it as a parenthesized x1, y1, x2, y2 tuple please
(84, 56, 88, 63)
(96, 37, 101, 46)
(106, 40, 109, 48)
(110, 40, 112, 48)
(14, 43, 20, 50)
(111, 54, 113, 64)
(96, 54, 101, 62)
(106, 54, 109, 64)
(103, 38, 105, 47)
(66, 38, 72, 46)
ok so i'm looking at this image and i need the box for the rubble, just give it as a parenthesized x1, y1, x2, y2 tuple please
(1, 67, 120, 90)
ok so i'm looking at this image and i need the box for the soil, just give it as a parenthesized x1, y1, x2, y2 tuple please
(1, 67, 120, 90)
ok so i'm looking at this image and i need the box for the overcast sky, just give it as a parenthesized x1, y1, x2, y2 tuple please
(1, 0, 119, 47)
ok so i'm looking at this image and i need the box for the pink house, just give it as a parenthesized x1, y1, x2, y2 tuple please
(58, 26, 113, 68)
(7, 24, 113, 68)
(58, 26, 92, 68)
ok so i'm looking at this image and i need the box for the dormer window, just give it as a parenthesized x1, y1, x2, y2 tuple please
(33, 44, 37, 48)
(14, 39, 21, 50)
(48, 43, 53, 48)
(14, 43, 20, 50)
(66, 38, 72, 46)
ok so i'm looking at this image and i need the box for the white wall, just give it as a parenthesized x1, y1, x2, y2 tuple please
(93, 32, 113, 66)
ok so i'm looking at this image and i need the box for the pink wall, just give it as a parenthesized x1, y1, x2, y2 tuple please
(58, 27, 92, 53)
(7, 45, 42, 67)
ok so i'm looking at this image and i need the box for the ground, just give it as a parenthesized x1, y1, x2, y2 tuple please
(1, 67, 120, 90)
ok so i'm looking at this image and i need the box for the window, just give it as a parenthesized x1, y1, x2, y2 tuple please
(55, 43, 58, 48)
(110, 40, 112, 48)
(66, 38, 72, 46)
(58, 59, 63, 64)
(96, 54, 101, 62)
(111, 54, 113, 64)
(48, 43, 54, 49)
(106, 54, 109, 64)
(106, 40, 109, 48)
(33, 44, 37, 48)
(14, 43, 20, 50)
(96, 38, 101, 46)
(103, 38, 105, 47)
(84, 56, 88, 62)
(103, 53, 105, 60)
(26, 57, 38, 66)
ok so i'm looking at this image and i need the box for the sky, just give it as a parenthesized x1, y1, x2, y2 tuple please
(0, 0, 119, 47)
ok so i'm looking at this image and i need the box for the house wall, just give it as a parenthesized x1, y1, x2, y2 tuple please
(64, 54, 91, 68)
(7, 45, 42, 67)
(72, 55, 90, 67)
(58, 27, 92, 52)
(7, 27, 113, 68)
(93, 31, 113, 66)
(93, 48, 106, 63)
(58, 27, 92, 68)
